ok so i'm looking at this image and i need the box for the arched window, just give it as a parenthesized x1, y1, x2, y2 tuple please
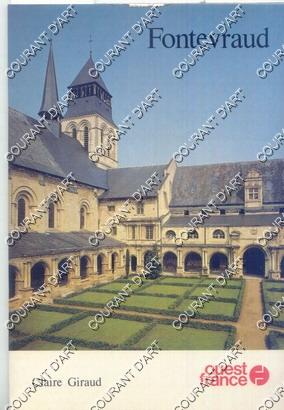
(83, 126, 89, 151)
(188, 229, 198, 239)
(213, 229, 225, 239)
(166, 230, 176, 239)
(80, 206, 86, 229)
(72, 127, 77, 139)
(17, 197, 26, 225)
(48, 202, 55, 228)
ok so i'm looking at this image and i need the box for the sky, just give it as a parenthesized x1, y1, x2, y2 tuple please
(8, 3, 284, 168)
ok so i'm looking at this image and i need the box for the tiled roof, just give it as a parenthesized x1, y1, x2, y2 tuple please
(101, 164, 167, 199)
(9, 232, 124, 259)
(165, 213, 282, 227)
(65, 57, 115, 124)
(69, 56, 110, 93)
(170, 159, 284, 207)
(9, 107, 108, 189)
(38, 44, 59, 117)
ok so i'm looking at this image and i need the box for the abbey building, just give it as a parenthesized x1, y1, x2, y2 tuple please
(8, 45, 284, 309)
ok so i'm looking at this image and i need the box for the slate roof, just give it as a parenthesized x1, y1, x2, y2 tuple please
(9, 107, 108, 189)
(165, 213, 282, 227)
(69, 56, 110, 93)
(65, 57, 115, 125)
(9, 232, 124, 258)
(38, 44, 59, 117)
(100, 164, 167, 199)
(171, 159, 284, 207)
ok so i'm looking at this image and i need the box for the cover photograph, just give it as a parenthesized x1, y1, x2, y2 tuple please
(4, 1, 284, 409)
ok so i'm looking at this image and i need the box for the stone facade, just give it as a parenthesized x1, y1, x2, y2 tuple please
(8, 50, 284, 310)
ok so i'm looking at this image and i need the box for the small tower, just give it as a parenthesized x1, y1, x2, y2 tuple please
(39, 43, 61, 137)
(61, 55, 118, 169)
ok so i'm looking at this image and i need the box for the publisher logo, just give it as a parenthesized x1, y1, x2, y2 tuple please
(249, 365, 269, 385)
(200, 363, 270, 387)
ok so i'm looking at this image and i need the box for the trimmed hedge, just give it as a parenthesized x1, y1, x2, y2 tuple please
(10, 308, 237, 350)
(120, 322, 156, 349)
(232, 279, 246, 321)
(261, 281, 284, 328)
(40, 334, 113, 350)
(10, 335, 38, 350)
(224, 327, 237, 350)
(38, 304, 84, 315)
(266, 331, 284, 350)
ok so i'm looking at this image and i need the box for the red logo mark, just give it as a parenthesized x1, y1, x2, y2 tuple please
(249, 365, 269, 385)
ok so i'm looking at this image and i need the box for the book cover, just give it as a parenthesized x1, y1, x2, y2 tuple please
(5, 2, 284, 409)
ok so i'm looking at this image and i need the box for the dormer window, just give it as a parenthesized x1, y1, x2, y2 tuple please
(248, 187, 259, 200)
(245, 169, 263, 208)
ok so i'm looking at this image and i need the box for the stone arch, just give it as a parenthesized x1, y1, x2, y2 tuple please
(131, 255, 137, 272)
(13, 186, 37, 205)
(78, 120, 91, 149)
(111, 252, 119, 273)
(80, 255, 91, 279)
(57, 258, 71, 286)
(79, 200, 90, 230)
(163, 251, 177, 273)
(97, 254, 105, 275)
(184, 252, 202, 272)
(213, 229, 225, 239)
(209, 252, 228, 273)
(66, 121, 78, 138)
(243, 246, 266, 277)
(78, 119, 91, 130)
(9, 265, 19, 298)
(31, 261, 49, 290)
(13, 187, 37, 226)
(281, 257, 284, 279)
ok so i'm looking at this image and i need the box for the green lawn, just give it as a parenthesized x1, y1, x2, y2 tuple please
(132, 324, 230, 350)
(263, 281, 284, 291)
(201, 279, 242, 288)
(138, 284, 188, 296)
(52, 317, 147, 345)
(97, 280, 150, 293)
(123, 294, 175, 310)
(190, 286, 240, 300)
(95, 282, 132, 292)
(20, 339, 69, 350)
(160, 277, 202, 285)
(14, 310, 72, 335)
(264, 290, 283, 304)
(177, 299, 236, 318)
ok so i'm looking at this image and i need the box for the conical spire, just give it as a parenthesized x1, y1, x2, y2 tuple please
(38, 42, 59, 118)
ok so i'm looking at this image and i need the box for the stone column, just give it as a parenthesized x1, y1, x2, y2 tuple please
(46, 257, 60, 300)
(88, 254, 98, 285)
(270, 249, 280, 280)
(202, 249, 208, 276)
(137, 248, 143, 272)
(238, 257, 244, 278)
(69, 255, 82, 291)
(18, 261, 33, 301)
(177, 249, 183, 276)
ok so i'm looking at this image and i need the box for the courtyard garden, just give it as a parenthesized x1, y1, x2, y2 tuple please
(9, 276, 284, 350)
(9, 275, 244, 350)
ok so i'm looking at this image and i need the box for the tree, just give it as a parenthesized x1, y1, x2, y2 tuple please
(144, 244, 161, 279)
(125, 249, 130, 278)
